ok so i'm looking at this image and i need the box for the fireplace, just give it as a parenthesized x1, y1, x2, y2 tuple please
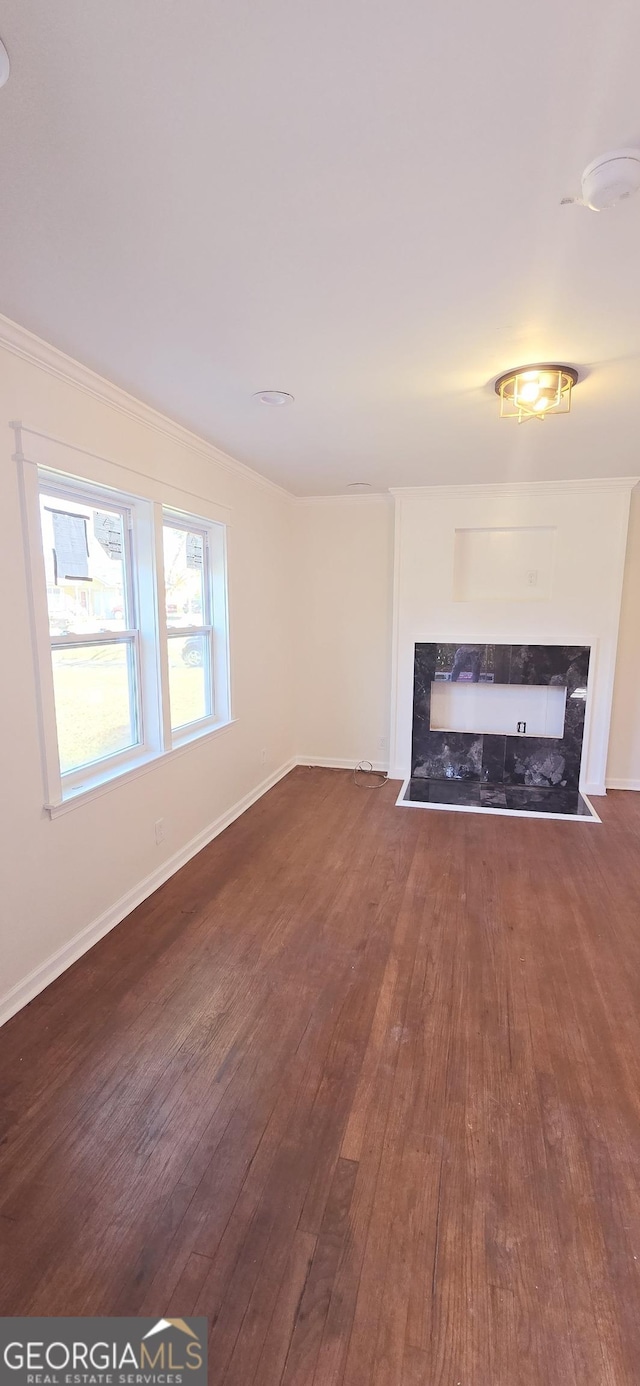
(399, 642, 597, 820)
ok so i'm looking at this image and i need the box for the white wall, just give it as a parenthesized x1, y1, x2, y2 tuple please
(607, 485, 640, 789)
(294, 484, 640, 794)
(0, 324, 296, 1023)
(390, 482, 635, 794)
(295, 496, 394, 768)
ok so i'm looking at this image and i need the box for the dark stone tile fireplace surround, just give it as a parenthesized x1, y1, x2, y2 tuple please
(402, 642, 596, 819)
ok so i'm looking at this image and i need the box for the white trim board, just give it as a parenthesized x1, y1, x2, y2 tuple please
(296, 756, 389, 772)
(296, 493, 393, 506)
(606, 779, 640, 791)
(389, 478, 639, 500)
(14, 423, 233, 525)
(0, 758, 296, 1030)
(395, 780, 601, 823)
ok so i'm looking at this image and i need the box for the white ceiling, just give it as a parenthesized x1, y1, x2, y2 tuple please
(0, 0, 639, 495)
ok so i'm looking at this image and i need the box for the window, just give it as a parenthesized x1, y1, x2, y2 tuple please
(40, 483, 142, 784)
(161, 510, 229, 742)
(23, 461, 230, 811)
(163, 517, 213, 732)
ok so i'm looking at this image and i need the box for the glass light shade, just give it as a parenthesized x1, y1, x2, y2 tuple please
(518, 382, 540, 403)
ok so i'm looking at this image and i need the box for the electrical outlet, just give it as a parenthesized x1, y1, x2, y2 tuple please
(260, 748, 267, 765)
(526, 569, 538, 587)
(378, 735, 387, 751)
(154, 818, 165, 845)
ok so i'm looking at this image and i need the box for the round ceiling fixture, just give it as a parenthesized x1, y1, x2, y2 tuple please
(494, 364, 579, 422)
(562, 149, 640, 211)
(346, 482, 372, 492)
(0, 37, 10, 88)
(253, 390, 294, 406)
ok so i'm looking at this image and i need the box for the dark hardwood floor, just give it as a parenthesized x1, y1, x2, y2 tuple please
(1, 768, 640, 1384)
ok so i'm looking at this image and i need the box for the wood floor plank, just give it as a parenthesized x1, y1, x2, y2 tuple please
(312, 873, 423, 1386)
(1, 770, 639, 1385)
(165, 1253, 214, 1316)
(237, 1229, 316, 1386)
(400, 1343, 429, 1386)
(341, 839, 439, 1386)
(340, 955, 399, 1163)
(281, 1157, 358, 1386)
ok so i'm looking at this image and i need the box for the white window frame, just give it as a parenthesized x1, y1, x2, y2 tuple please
(17, 449, 232, 814)
(40, 475, 150, 792)
(160, 507, 231, 748)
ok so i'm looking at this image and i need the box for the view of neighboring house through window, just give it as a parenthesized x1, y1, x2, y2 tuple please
(29, 461, 230, 807)
(39, 487, 140, 776)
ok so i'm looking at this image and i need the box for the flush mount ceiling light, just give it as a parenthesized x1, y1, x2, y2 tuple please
(346, 481, 372, 491)
(494, 364, 579, 422)
(252, 390, 294, 406)
(0, 37, 10, 88)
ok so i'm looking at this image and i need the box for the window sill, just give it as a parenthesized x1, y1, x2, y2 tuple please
(45, 718, 237, 818)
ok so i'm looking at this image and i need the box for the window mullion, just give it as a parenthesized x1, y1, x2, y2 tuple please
(129, 632, 142, 749)
(203, 536, 214, 716)
(153, 502, 173, 751)
(206, 627, 214, 718)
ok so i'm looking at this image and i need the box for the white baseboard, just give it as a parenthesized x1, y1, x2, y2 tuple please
(606, 778, 640, 791)
(583, 782, 607, 797)
(0, 758, 296, 1030)
(296, 756, 389, 772)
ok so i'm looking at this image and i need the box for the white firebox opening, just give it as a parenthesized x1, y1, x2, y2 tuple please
(430, 682, 567, 739)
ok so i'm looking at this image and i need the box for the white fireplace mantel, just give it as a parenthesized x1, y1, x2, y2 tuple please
(389, 479, 637, 795)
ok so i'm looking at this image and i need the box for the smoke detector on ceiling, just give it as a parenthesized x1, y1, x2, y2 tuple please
(562, 149, 640, 211)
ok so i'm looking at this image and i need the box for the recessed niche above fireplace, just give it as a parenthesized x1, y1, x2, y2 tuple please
(398, 641, 597, 821)
(453, 526, 556, 602)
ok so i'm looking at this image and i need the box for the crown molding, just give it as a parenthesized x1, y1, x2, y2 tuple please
(389, 478, 639, 500)
(296, 491, 392, 506)
(0, 313, 294, 503)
